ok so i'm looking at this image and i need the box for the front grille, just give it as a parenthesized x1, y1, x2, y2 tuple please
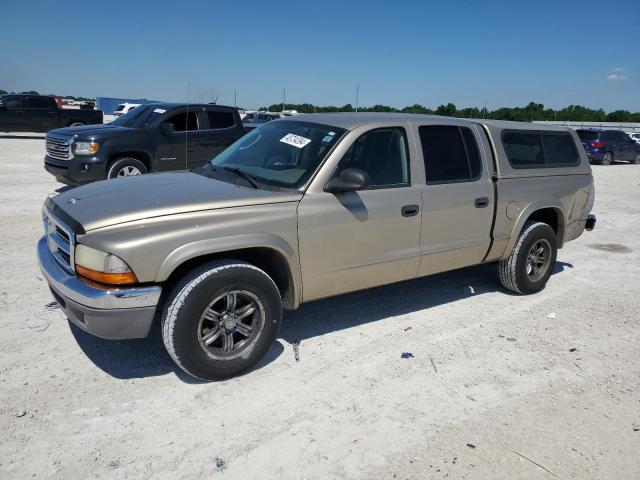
(43, 208, 75, 273)
(46, 135, 73, 160)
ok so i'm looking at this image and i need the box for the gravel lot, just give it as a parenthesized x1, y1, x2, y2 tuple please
(0, 136, 639, 479)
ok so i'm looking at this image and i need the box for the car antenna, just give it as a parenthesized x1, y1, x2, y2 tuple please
(185, 81, 190, 171)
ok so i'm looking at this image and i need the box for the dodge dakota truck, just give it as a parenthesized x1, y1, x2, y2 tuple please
(44, 103, 245, 185)
(0, 94, 103, 133)
(37, 113, 596, 380)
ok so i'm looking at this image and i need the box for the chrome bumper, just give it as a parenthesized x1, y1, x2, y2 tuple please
(37, 237, 162, 339)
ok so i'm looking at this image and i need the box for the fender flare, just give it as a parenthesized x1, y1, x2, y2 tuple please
(501, 200, 566, 260)
(154, 233, 302, 308)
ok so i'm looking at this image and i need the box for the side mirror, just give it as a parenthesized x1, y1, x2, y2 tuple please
(159, 122, 176, 134)
(324, 168, 370, 193)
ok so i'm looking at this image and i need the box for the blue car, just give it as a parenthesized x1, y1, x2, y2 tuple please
(577, 129, 640, 166)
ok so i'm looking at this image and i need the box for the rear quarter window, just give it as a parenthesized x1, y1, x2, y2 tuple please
(502, 130, 579, 168)
(577, 130, 598, 141)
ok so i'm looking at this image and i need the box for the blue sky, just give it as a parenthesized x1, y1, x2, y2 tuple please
(1, 0, 639, 111)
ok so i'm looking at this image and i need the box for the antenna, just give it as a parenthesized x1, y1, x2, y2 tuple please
(185, 81, 190, 171)
(355, 83, 360, 112)
(234, 89, 237, 108)
(282, 87, 286, 113)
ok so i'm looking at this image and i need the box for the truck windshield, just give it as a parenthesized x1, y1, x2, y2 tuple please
(110, 105, 163, 128)
(208, 121, 346, 189)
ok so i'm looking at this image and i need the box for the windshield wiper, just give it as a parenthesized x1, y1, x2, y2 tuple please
(221, 166, 260, 189)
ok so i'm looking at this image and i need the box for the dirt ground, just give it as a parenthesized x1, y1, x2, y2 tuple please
(0, 136, 638, 479)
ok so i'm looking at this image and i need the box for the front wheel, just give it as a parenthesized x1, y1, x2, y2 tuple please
(106, 157, 148, 179)
(499, 221, 557, 295)
(161, 261, 283, 380)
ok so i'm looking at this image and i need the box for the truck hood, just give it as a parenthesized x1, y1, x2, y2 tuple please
(49, 124, 134, 138)
(47, 172, 302, 232)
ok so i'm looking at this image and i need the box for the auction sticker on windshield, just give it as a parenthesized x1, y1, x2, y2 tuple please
(280, 133, 312, 149)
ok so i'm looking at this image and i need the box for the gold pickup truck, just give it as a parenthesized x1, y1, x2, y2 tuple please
(38, 113, 596, 380)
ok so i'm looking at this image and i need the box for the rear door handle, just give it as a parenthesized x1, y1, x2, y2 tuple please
(401, 204, 420, 217)
(475, 197, 489, 208)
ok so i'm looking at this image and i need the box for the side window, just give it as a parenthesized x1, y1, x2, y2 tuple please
(206, 110, 235, 129)
(542, 134, 578, 165)
(336, 127, 410, 188)
(503, 132, 544, 167)
(601, 131, 614, 141)
(420, 125, 482, 183)
(1, 96, 22, 109)
(165, 111, 198, 131)
(26, 97, 51, 109)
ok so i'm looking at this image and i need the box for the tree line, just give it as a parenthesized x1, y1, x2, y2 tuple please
(2, 88, 638, 122)
(0, 89, 94, 102)
(260, 101, 640, 123)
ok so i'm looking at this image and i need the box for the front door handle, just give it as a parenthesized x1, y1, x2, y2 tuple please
(475, 197, 489, 208)
(401, 204, 420, 217)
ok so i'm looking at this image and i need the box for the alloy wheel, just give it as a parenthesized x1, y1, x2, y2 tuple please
(526, 239, 552, 282)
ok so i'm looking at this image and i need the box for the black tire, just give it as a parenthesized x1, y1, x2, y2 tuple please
(498, 221, 557, 295)
(161, 260, 283, 380)
(601, 152, 613, 166)
(632, 153, 640, 165)
(106, 157, 148, 179)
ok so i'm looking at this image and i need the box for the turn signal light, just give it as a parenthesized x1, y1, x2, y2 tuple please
(76, 265, 138, 285)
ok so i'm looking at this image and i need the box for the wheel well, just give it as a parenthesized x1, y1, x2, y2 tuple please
(525, 208, 563, 244)
(109, 152, 151, 171)
(162, 248, 295, 309)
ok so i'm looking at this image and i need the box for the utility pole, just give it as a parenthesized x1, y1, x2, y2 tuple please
(355, 83, 360, 112)
(234, 89, 237, 108)
(282, 88, 286, 113)
(482, 99, 488, 119)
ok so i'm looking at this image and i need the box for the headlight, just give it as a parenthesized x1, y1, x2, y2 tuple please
(74, 142, 99, 155)
(74, 244, 138, 285)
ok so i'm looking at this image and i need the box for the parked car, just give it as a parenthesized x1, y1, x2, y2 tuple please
(0, 94, 103, 133)
(629, 132, 640, 144)
(243, 111, 283, 130)
(38, 114, 595, 380)
(576, 129, 640, 165)
(113, 103, 141, 117)
(43, 103, 245, 185)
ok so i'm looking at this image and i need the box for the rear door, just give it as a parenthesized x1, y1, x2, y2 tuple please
(24, 96, 59, 132)
(154, 108, 199, 171)
(415, 123, 494, 276)
(189, 107, 242, 169)
(602, 131, 624, 160)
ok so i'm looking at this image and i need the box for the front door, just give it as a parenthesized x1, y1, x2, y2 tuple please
(298, 127, 422, 302)
(415, 124, 494, 275)
(155, 109, 200, 171)
(0, 95, 26, 132)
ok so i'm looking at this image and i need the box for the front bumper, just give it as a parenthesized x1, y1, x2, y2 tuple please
(37, 237, 162, 339)
(44, 154, 107, 185)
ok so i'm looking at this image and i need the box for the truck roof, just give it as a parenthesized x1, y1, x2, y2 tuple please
(284, 112, 573, 133)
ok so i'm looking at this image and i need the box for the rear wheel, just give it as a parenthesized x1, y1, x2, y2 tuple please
(106, 157, 148, 179)
(601, 152, 613, 166)
(499, 221, 557, 295)
(161, 260, 283, 380)
(632, 153, 640, 165)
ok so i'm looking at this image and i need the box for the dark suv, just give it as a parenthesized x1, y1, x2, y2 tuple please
(44, 103, 245, 185)
(577, 129, 640, 166)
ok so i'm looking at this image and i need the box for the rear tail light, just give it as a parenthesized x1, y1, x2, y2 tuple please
(591, 141, 605, 149)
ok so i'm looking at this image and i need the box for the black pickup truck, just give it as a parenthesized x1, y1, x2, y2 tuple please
(0, 94, 103, 133)
(44, 103, 245, 185)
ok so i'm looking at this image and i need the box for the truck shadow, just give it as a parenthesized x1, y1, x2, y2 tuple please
(69, 261, 572, 382)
